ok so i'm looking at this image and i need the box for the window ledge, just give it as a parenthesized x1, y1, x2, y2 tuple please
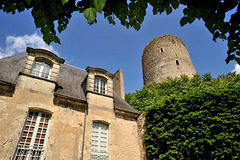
(19, 72, 57, 84)
(86, 90, 113, 98)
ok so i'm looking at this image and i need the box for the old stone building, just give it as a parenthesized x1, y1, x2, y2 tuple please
(0, 47, 145, 160)
(142, 35, 196, 85)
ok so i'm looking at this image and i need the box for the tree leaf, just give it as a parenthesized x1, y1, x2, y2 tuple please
(225, 54, 235, 64)
(183, 8, 188, 15)
(171, 0, 179, 10)
(61, 0, 69, 6)
(94, 0, 106, 13)
(84, 8, 97, 24)
(180, 17, 188, 26)
(236, 51, 240, 56)
(41, 26, 48, 35)
(234, 57, 240, 65)
(53, 36, 61, 44)
(35, 18, 47, 28)
(152, 8, 158, 15)
(25, 0, 32, 6)
(166, 6, 172, 15)
(43, 34, 51, 45)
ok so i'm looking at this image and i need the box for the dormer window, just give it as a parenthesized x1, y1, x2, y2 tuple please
(94, 77, 107, 94)
(30, 59, 52, 79)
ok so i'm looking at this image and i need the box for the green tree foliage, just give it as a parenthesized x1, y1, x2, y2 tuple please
(0, 0, 239, 64)
(125, 73, 240, 159)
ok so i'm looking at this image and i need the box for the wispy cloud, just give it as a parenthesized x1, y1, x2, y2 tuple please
(0, 33, 59, 58)
(232, 63, 240, 74)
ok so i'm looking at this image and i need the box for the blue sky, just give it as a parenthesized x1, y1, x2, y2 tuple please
(0, 6, 239, 93)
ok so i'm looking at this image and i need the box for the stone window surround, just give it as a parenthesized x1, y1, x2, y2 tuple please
(86, 66, 114, 97)
(94, 76, 107, 94)
(91, 120, 109, 160)
(21, 47, 65, 82)
(13, 110, 52, 160)
(30, 58, 53, 79)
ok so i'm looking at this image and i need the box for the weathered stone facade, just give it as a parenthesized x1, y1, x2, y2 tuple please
(0, 48, 144, 160)
(142, 35, 196, 85)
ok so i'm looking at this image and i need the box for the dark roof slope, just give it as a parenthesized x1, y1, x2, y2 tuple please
(56, 64, 88, 101)
(113, 90, 139, 115)
(0, 52, 27, 84)
(0, 53, 138, 115)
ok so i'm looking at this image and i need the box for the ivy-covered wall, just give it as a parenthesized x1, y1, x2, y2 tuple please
(126, 73, 240, 159)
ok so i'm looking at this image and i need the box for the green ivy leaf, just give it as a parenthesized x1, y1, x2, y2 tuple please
(61, 0, 69, 6)
(84, 8, 97, 24)
(94, 0, 106, 13)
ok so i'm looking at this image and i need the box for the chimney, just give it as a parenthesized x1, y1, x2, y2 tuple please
(113, 69, 125, 100)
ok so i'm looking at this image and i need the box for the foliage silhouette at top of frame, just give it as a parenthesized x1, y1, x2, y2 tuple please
(1, 0, 240, 64)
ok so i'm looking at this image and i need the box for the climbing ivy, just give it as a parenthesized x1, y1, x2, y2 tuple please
(126, 73, 240, 159)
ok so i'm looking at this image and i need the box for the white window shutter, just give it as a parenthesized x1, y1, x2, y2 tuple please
(91, 122, 108, 160)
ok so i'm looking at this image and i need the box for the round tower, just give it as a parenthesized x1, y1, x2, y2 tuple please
(142, 35, 196, 85)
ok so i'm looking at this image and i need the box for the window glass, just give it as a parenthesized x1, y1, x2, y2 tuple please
(91, 122, 108, 160)
(94, 77, 107, 94)
(13, 111, 51, 160)
(30, 60, 52, 79)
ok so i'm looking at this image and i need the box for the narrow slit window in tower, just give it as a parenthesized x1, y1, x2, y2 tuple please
(176, 60, 179, 65)
(161, 48, 163, 52)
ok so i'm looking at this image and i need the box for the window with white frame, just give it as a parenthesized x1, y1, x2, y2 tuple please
(13, 111, 51, 160)
(91, 122, 109, 160)
(30, 59, 52, 79)
(94, 77, 107, 94)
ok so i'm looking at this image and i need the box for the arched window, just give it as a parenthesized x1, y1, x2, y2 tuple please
(94, 77, 107, 94)
(91, 122, 109, 159)
(13, 111, 51, 160)
(30, 59, 52, 79)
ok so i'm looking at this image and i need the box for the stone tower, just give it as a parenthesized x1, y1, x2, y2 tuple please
(142, 35, 196, 85)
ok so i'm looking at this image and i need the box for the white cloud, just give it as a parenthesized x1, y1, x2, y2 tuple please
(232, 63, 240, 74)
(0, 33, 59, 58)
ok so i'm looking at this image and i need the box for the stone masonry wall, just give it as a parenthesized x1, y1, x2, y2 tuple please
(0, 75, 85, 159)
(83, 92, 141, 160)
(142, 35, 196, 85)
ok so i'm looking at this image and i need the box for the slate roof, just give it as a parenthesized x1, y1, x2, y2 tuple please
(56, 64, 88, 101)
(113, 90, 139, 115)
(0, 52, 27, 84)
(0, 52, 138, 115)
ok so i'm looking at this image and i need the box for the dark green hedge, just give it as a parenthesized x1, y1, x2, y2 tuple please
(126, 73, 240, 159)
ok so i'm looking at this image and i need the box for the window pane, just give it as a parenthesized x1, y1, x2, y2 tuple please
(94, 77, 107, 94)
(94, 77, 99, 92)
(30, 62, 42, 76)
(13, 111, 51, 160)
(30, 60, 52, 79)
